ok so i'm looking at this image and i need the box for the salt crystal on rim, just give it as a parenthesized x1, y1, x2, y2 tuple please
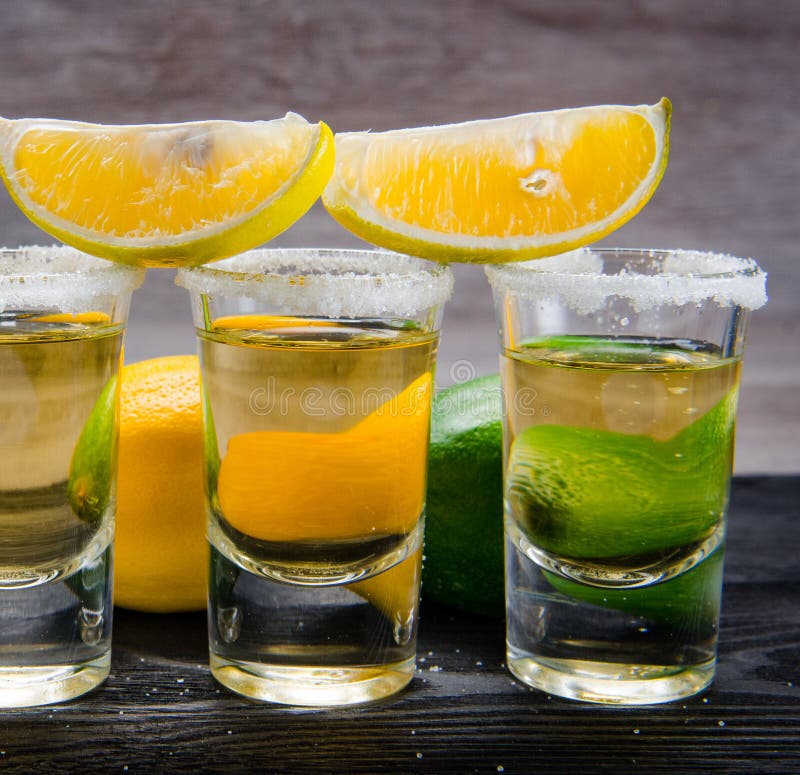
(485, 248, 767, 314)
(176, 248, 454, 318)
(0, 245, 145, 313)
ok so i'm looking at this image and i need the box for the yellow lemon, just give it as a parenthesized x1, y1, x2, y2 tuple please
(216, 372, 431, 543)
(323, 99, 670, 262)
(215, 371, 431, 624)
(350, 548, 422, 625)
(114, 356, 207, 612)
(31, 311, 111, 325)
(0, 113, 334, 267)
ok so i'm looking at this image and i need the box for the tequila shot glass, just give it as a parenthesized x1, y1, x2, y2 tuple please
(178, 248, 452, 706)
(486, 248, 766, 704)
(0, 246, 143, 707)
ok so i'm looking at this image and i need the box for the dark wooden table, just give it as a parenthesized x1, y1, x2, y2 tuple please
(0, 477, 797, 774)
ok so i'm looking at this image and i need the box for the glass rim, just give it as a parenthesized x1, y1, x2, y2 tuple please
(0, 245, 145, 312)
(176, 247, 454, 318)
(485, 247, 767, 313)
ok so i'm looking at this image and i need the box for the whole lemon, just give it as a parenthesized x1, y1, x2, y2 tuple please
(114, 355, 207, 612)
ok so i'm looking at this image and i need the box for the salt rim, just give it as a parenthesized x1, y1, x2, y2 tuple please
(485, 248, 767, 314)
(175, 248, 454, 318)
(0, 246, 145, 314)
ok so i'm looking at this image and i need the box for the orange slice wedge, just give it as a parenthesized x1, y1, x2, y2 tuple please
(323, 99, 670, 263)
(0, 113, 334, 267)
(217, 372, 431, 542)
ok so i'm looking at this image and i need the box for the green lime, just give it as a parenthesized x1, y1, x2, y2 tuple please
(543, 548, 724, 634)
(66, 374, 118, 524)
(423, 374, 504, 616)
(65, 546, 112, 611)
(201, 383, 221, 502)
(507, 388, 736, 559)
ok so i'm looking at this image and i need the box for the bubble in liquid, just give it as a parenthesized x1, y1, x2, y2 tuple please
(217, 606, 242, 643)
(79, 608, 104, 645)
(393, 613, 414, 646)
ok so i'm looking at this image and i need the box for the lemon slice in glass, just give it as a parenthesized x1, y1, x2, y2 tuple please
(323, 99, 670, 262)
(0, 113, 333, 267)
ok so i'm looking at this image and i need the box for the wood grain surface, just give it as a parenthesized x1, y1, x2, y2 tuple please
(0, 476, 797, 774)
(0, 0, 797, 473)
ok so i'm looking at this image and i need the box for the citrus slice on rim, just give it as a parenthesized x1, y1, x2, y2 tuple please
(322, 99, 670, 263)
(0, 113, 334, 268)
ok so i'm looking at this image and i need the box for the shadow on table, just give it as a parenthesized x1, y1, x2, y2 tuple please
(112, 607, 208, 665)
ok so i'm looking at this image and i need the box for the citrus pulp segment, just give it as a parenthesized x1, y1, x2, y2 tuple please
(0, 113, 334, 267)
(322, 99, 671, 263)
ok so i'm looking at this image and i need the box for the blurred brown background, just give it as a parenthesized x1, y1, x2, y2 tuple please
(0, 0, 797, 472)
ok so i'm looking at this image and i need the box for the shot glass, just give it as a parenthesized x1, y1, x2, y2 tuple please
(486, 248, 767, 705)
(177, 248, 453, 706)
(0, 246, 143, 707)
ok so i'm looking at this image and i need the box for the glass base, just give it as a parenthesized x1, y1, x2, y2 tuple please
(208, 539, 420, 707)
(0, 652, 110, 708)
(507, 650, 714, 705)
(210, 653, 415, 706)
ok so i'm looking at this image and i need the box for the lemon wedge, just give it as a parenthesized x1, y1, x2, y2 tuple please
(0, 113, 334, 267)
(323, 99, 670, 262)
(216, 372, 431, 543)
